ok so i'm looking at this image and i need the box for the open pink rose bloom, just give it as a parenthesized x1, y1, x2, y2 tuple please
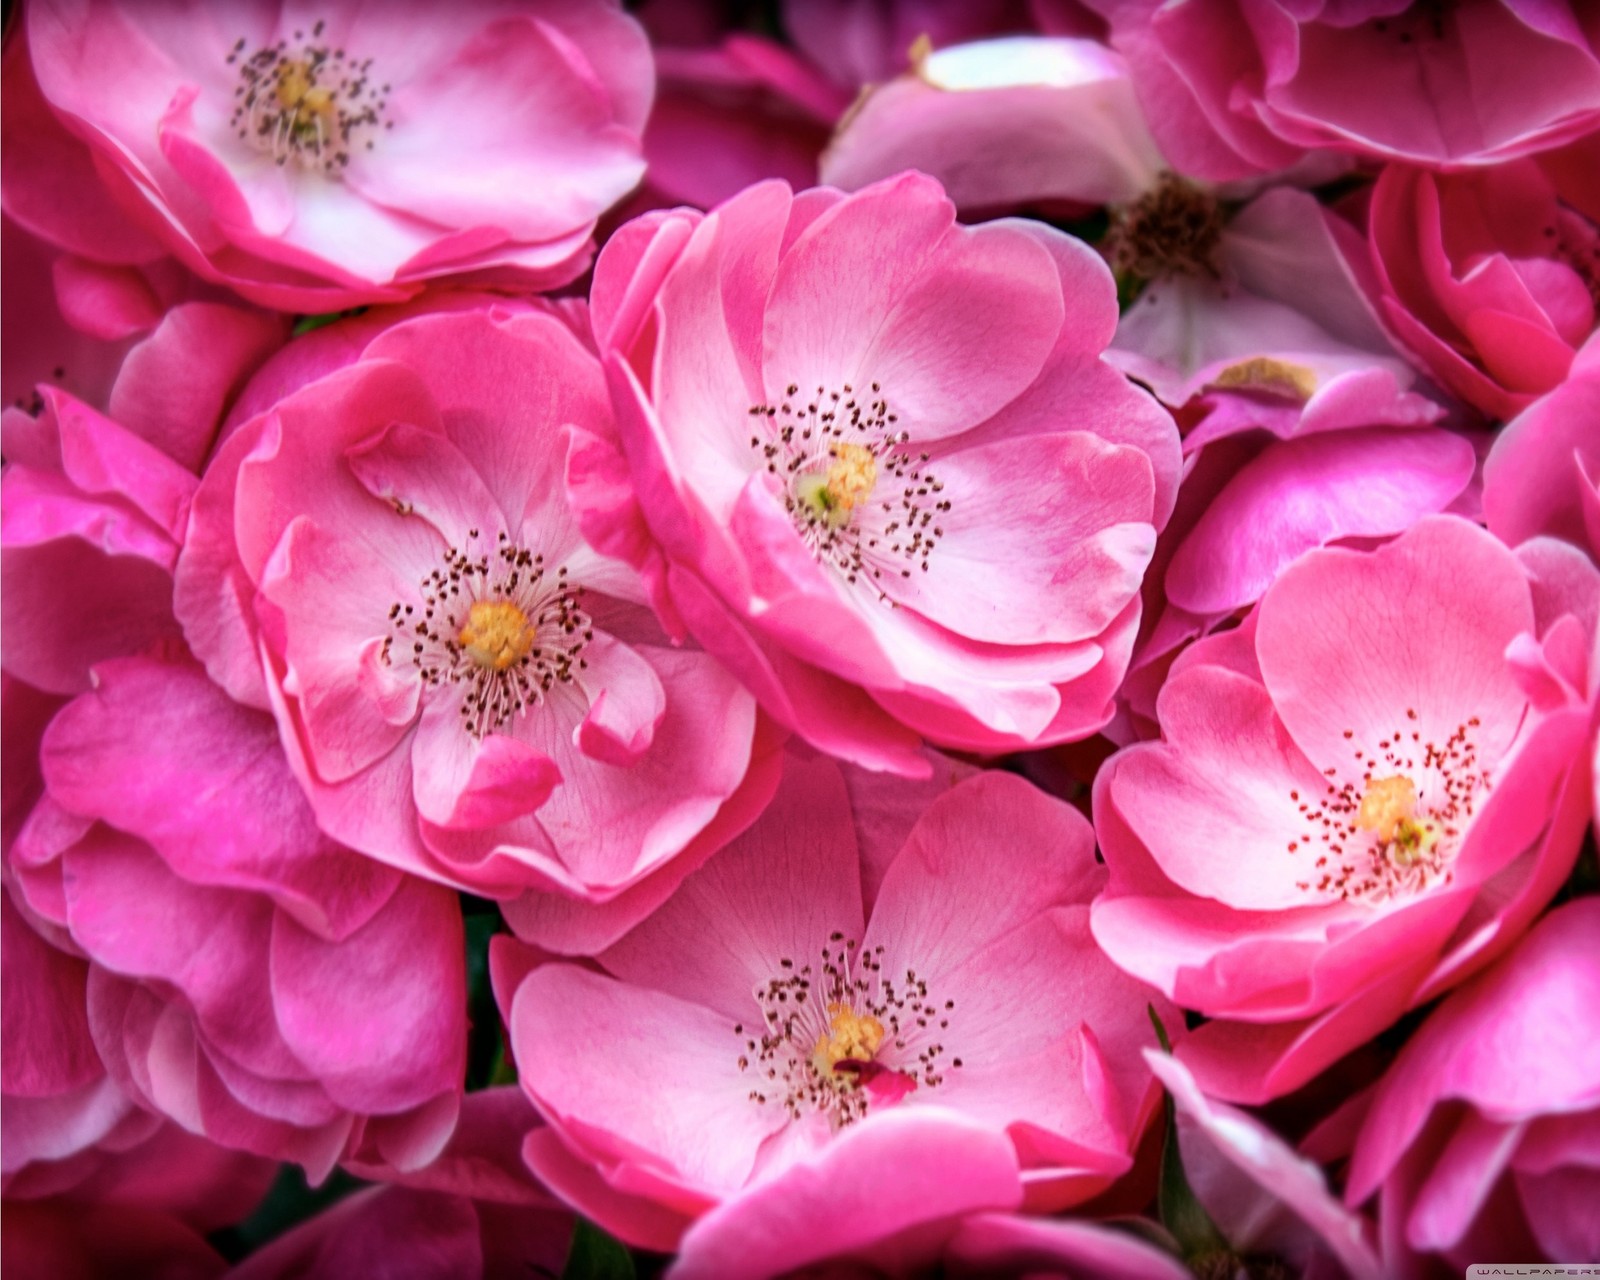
(4, 2, 1599, 1276)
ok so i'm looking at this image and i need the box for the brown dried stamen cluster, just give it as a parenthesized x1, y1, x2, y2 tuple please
(382, 528, 592, 738)
(1286, 711, 1489, 903)
(735, 931, 959, 1127)
(227, 22, 389, 172)
(1105, 172, 1225, 283)
(747, 383, 949, 604)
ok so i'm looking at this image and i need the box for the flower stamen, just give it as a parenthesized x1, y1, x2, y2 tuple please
(228, 22, 389, 173)
(382, 529, 593, 737)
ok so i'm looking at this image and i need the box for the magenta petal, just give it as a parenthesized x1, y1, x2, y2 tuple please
(1, 886, 100, 1098)
(0, 539, 180, 695)
(108, 303, 287, 473)
(521, 1127, 695, 1252)
(40, 654, 399, 940)
(1166, 429, 1476, 615)
(944, 1211, 1191, 1280)
(670, 1109, 1024, 1280)
(270, 876, 464, 1118)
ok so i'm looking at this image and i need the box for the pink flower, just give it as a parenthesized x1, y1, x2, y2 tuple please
(1361, 160, 1600, 422)
(1148, 1051, 1382, 1279)
(1093, 516, 1596, 1102)
(1484, 330, 1600, 560)
(19, 0, 654, 311)
(820, 35, 1167, 216)
(10, 653, 466, 1179)
(1346, 899, 1600, 1268)
(501, 754, 1174, 1259)
(1102, 183, 1473, 740)
(2, 878, 275, 1227)
(1089, 0, 1600, 181)
(1, 290, 284, 694)
(636, 38, 847, 214)
(234, 1090, 575, 1280)
(175, 304, 768, 919)
(581, 173, 1180, 771)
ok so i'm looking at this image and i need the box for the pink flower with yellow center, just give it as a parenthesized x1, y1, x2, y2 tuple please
(1093, 515, 1596, 1103)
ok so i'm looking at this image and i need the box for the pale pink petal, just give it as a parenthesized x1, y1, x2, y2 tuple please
(1256, 517, 1534, 774)
(512, 964, 786, 1198)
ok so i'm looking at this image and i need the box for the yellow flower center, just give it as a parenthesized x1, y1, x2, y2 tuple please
(797, 443, 879, 528)
(457, 600, 536, 672)
(811, 1002, 886, 1077)
(274, 60, 338, 134)
(1355, 774, 1437, 865)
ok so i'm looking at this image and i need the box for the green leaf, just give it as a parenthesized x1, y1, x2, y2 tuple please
(291, 307, 366, 336)
(1147, 1009, 1231, 1268)
(562, 1218, 636, 1280)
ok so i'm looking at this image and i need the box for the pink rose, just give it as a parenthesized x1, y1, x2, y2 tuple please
(1362, 160, 1600, 422)
(19, 0, 654, 310)
(1093, 517, 1596, 1102)
(580, 173, 1180, 771)
(174, 304, 769, 924)
(821, 35, 1167, 217)
(1484, 330, 1600, 560)
(0, 291, 284, 695)
(2, 879, 275, 1230)
(1147, 1051, 1382, 1279)
(1091, 0, 1600, 180)
(1347, 899, 1600, 1268)
(636, 38, 847, 214)
(235, 1090, 575, 1280)
(502, 753, 1175, 1262)
(10, 654, 466, 1179)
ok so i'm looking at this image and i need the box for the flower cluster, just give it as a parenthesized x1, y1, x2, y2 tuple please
(3, 2, 1598, 1277)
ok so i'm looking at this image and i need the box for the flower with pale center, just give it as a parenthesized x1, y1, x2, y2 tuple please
(1093, 516, 1594, 1104)
(507, 758, 1174, 1253)
(582, 172, 1181, 769)
(227, 23, 387, 174)
(25, 0, 654, 309)
(175, 307, 764, 915)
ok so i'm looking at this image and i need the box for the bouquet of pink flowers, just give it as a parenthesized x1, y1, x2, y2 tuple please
(4, 1, 1597, 1276)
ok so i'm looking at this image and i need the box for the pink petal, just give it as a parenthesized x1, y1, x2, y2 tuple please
(671, 1109, 1024, 1280)
(270, 876, 464, 1117)
(1109, 666, 1335, 910)
(1167, 428, 1476, 615)
(1256, 517, 1534, 775)
(597, 751, 865, 1021)
(891, 430, 1156, 646)
(41, 654, 399, 940)
(761, 173, 1063, 440)
(511, 964, 785, 1197)
(573, 634, 666, 765)
(345, 16, 647, 241)
(108, 303, 287, 473)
